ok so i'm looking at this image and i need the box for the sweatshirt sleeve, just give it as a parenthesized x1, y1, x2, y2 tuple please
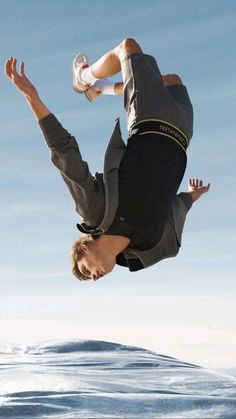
(171, 192, 193, 246)
(38, 114, 105, 224)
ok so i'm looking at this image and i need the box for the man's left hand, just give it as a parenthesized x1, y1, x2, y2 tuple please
(188, 178, 211, 202)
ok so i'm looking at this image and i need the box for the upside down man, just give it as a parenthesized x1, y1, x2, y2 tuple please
(5, 38, 210, 281)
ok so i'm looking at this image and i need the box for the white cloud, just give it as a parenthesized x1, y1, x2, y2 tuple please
(0, 293, 235, 368)
(0, 202, 67, 218)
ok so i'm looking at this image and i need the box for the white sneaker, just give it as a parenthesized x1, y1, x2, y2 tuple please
(72, 53, 90, 93)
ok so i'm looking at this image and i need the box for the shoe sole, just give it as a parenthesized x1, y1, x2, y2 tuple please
(84, 87, 99, 102)
(72, 53, 89, 94)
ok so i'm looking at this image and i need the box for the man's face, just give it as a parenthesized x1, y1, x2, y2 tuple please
(77, 244, 116, 281)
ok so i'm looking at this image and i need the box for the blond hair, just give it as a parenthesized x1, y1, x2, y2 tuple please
(71, 234, 95, 281)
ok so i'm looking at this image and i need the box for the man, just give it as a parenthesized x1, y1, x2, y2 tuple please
(5, 38, 210, 282)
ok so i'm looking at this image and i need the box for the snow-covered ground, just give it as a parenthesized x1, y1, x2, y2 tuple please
(0, 340, 236, 418)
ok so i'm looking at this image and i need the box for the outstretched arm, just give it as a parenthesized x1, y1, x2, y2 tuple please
(172, 178, 210, 245)
(188, 178, 210, 202)
(5, 57, 105, 224)
(5, 57, 50, 122)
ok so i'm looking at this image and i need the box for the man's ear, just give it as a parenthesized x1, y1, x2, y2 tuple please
(81, 243, 89, 253)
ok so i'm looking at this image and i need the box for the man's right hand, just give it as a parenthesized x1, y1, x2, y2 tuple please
(5, 57, 38, 99)
(5, 57, 50, 122)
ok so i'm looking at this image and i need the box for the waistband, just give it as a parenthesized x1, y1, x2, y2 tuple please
(130, 119, 189, 152)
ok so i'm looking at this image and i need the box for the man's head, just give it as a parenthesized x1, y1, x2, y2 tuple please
(71, 234, 116, 281)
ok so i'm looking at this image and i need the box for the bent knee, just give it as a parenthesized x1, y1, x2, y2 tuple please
(120, 37, 138, 49)
(117, 37, 142, 57)
(162, 73, 183, 86)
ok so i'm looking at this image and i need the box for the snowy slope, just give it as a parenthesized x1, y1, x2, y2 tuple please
(0, 340, 236, 418)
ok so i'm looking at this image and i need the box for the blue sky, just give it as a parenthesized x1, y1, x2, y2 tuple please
(0, 0, 235, 369)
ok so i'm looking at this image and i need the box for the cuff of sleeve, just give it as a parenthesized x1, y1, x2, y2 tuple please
(178, 192, 193, 210)
(38, 113, 69, 148)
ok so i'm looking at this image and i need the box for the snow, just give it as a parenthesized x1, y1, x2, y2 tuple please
(0, 339, 235, 418)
